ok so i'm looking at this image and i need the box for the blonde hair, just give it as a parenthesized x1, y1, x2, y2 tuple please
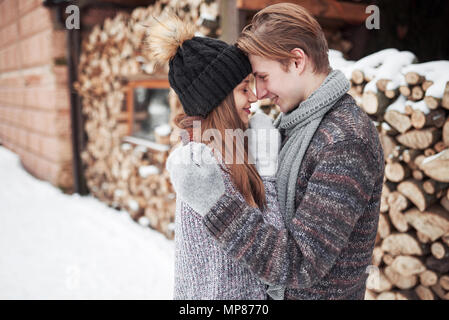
(237, 3, 330, 74)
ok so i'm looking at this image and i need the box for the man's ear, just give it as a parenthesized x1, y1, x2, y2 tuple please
(290, 48, 306, 74)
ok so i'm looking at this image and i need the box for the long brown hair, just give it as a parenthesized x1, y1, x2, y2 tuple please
(174, 94, 266, 210)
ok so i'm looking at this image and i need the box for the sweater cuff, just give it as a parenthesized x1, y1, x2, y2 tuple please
(203, 193, 249, 239)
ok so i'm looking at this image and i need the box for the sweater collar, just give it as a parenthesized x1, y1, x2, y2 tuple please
(274, 69, 350, 131)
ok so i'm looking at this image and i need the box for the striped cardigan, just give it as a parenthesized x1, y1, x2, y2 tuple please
(203, 94, 385, 300)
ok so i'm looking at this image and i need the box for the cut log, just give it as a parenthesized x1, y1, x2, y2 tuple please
(396, 127, 441, 150)
(423, 180, 449, 195)
(404, 205, 449, 241)
(439, 275, 449, 291)
(381, 122, 399, 136)
(398, 179, 437, 211)
(391, 255, 426, 276)
(425, 147, 435, 157)
(441, 196, 449, 212)
(384, 110, 412, 133)
(380, 181, 396, 213)
(414, 154, 427, 168)
(419, 149, 449, 182)
(402, 149, 421, 169)
(422, 80, 434, 92)
(414, 285, 435, 300)
(385, 88, 398, 99)
(370, 270, 393, 293)
(388, 209, 410, 232)
(395, 290, 418, 300)
(443, 118, 449, 147)
(379, 134, 398, 159)
(434, 141, 447, 153)
(378, 213, 391, 239)
(410, 109, 446, 129)
(405, 72, 425, 85)
(362, 91, 390, 115)
(376, 292, 397, 300)
(411, 85, 424, 101)
(442, 82, 449, 110)
(385, 161, 410, 182)
(443, 233, 449, 247)
(412, 169, 425, 181)
(376, 79, 390, 92)
(430, 241, 449, 259)
(364, 289, 378, 300)
(431, 283, 449, 300)
(424, 96, 441, 110)
(383, 253, 395, 266)
(351, 70, 365, 85)
(417, 231, 432, 244)
(400, 85, 411, 98)
(381, 233, 427, 256)
(372, 247, 384, 267)
(419, 270, 438, 287)
(384, 266, 417, 290)
(387, 191, 410, 211)
(380, 195, 389, 213)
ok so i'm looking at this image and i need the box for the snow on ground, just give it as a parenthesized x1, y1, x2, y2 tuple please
(0, 146, 175, 299)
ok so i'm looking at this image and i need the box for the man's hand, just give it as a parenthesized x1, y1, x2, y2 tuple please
(248, 113, 281, 177)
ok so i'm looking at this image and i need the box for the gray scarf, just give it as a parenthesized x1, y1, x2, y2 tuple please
(267, 69, 350, 300)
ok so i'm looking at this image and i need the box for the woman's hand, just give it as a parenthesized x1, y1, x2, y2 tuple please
(166, 142, 225, 217)
(248, 113, 281, 177)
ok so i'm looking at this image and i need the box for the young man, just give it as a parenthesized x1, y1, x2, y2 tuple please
(168, 3, 385, 300)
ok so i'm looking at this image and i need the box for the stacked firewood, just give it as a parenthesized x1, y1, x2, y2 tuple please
(74, 0, 220, 239)
(334, 52, 449, 300)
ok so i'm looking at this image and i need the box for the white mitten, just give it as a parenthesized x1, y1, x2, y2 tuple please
(248, 113, 281, 177)
(166, 142, 225, 217)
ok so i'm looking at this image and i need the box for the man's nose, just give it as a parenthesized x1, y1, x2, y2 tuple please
(255, 80, 268, 100)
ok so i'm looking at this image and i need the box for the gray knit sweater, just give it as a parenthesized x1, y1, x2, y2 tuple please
(203, 94, 385, 300)
(174, 169, 284, 300)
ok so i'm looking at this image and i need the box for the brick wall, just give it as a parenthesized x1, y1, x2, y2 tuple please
(0, 0, 73, 191)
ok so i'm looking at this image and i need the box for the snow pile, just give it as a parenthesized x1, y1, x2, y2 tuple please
(330, 48, 417, 94)
(402, 61, 449, 98)
(330, 49, 448, 99)
(0, 146, 174, 299)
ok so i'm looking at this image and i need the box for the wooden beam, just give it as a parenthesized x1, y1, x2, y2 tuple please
(236, 0, 369, 25)
(219, 0, 239, 44)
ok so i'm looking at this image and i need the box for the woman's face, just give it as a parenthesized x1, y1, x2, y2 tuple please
(233, 75, 257, 125)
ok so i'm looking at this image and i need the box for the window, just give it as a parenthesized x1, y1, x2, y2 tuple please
(123, 77, 172, 150)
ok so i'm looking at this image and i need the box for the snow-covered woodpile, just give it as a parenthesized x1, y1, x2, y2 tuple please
(331, 49, 449, 300)
(74, 0, 220, 239)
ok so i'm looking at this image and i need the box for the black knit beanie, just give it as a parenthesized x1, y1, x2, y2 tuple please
(168, 36, 252, 117)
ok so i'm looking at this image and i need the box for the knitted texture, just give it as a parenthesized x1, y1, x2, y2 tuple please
(203, 94, 385, 300)
(174, 168, 284, 299)
(273, 69, 350, 223)
(169, 37, 252, 117)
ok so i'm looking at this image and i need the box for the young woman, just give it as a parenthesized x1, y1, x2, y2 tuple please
(148, 15, 283, 299)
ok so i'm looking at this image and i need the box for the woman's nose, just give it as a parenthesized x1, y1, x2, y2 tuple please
(248, 89, 257, 103)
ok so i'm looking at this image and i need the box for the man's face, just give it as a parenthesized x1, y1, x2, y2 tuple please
(249, 54, 304, 113)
